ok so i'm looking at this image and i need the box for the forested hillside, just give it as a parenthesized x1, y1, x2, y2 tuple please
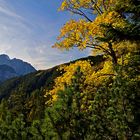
(0, 0, 140, 139)
(0, 55, 103, 122)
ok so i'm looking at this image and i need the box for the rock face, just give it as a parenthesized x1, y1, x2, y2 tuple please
(0, 54, 36, 82)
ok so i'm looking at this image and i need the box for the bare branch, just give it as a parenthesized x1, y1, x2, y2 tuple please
(102, 0, 107, 11)
(67, 7, 93, 22)
(91, 0, 103, 15)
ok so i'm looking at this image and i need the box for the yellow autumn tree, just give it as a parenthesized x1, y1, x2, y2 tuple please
(53, 0, 139, 65)
(46, 0, 140, 102)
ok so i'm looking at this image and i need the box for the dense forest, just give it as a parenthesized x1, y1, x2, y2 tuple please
(0, 0, 140, 139)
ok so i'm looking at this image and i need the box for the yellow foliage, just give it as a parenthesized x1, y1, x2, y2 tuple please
(46, 59, 117, 103)
(54, 0, 138, 67)
(59, 0, 92, 11)
(113, 41, 140, 54)
(53, 10, 128, 57)
(85, 60, 115, 86)
(47, 60, 93, 102)
(59, 0, 117, 12)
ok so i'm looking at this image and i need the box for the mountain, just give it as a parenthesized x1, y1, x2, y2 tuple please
(0, 54, 36, 82)
(0, 65, 17, 83)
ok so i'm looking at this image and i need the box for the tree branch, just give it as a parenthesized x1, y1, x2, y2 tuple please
(91, 0, 103, 15)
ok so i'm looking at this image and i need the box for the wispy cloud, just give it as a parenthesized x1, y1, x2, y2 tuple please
(0, 0, 24, 21)
(0, 6, 22, 20)
(0, 0, 90, 70)
(27, 43, 90, 70)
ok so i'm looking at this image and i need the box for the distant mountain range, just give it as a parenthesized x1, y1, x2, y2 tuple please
(0, 54, 36, 82)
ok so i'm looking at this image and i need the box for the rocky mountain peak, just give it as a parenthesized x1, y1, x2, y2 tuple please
(0, 54, 36, 82)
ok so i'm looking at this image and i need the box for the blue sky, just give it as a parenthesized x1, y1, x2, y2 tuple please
(0, 0, 90, 69)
